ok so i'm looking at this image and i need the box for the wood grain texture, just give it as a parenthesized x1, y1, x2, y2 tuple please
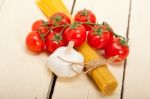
(124, 0, 150, 98)
(0, 0, 51, 99)
(52, 0, 130, 99)
(0, 0, 5, 11)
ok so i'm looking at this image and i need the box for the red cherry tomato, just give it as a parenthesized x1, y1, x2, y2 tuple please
(32, 20, 43, 31)
(49, 13, 71, 32)
(63, 23, 86, 47)
(26, 31, 44, 52)
(87, 25, 113, 49)
(104, 37, 129, 62)
(74, 9, 96, 31)
(45, 32, 67, 53)
(32, 20, 49, 35)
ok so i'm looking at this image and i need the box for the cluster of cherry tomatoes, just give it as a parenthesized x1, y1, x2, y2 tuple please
(26, 9, 129, 62)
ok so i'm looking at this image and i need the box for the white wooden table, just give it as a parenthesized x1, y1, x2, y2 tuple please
(0, 0, 150, 99)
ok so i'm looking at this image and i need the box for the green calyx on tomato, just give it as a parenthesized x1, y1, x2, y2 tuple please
(54, 16, 62, 23)
(70, 22, 82, 29)
(114, 34, 128, 46)
(102, 22, 113, 32)
(92, 25, 109, 36)
(39, 33, 45, 41)
(119, 38, 128, 46)
(37, 29, 49, 41)
(41, 20, 49, 27)
(74, 9, 96, 31)
(95, 27, 101, 34)
(81, 8, 88, 17)
(45, 32, 66, 53)
(49, 13, 71, 32)
(81, 8, 92, 23)
(87, 24, 113, 49)
(51, 33, 63, 42)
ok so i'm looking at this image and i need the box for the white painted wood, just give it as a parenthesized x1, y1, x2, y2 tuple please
(63, 0, 74, 13)
(52, 0, 130, 99)
(0, 0, 5, 10)
(124, 0, 150, 99)
(0, 0, 52, 99)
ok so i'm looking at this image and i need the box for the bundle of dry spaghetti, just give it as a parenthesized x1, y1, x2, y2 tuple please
(36, 0, 118, 95)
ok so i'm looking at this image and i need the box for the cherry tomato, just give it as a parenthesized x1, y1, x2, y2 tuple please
(45, 32, 67, 53)
(32, 20, 43, 31)
(49, 13, 71, 32)
(32, 20, 49, 35)
(63, 23, 86, 47)
(87, 25, 113, 49)
(26, 31, 44, 52)
(104, 37, 129, 62)
(74, 9, 96, 31)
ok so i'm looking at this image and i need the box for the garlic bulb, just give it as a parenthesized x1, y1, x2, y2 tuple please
(46, 41, 84, 77)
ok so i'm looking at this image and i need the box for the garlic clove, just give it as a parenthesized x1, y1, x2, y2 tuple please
(46, 44, 84, 77)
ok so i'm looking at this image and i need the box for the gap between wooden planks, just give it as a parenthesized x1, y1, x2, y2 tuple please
(47, 1, 76, 99)
(121, 0, 132, 99)
(48, 0, 132, 99)
(124, 0, 150, 98)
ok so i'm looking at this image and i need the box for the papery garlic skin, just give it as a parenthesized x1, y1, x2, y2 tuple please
(46, 47, 84, 77)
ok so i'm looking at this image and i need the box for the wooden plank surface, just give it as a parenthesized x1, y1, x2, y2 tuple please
(52, 0, 130, 99)
(0, 0, 51, 99)
(0, 0, 5, 11)
(124, 0, 150, 98)
(2, 0, 150, 99)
